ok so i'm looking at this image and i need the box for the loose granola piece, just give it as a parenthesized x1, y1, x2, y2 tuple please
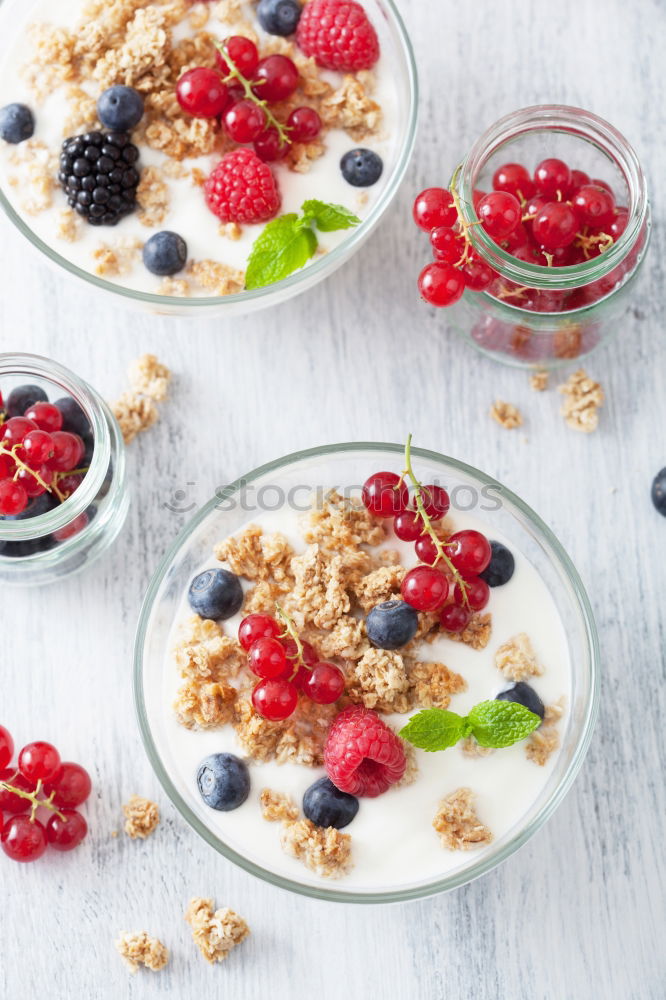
(433, 788, 493, 851)
(316, 615, 368, 660)
(123, 795, 159, 840)
(8, 139, 57, 216)
(352, 565, 406, 613)
(287, 139, 326, 173)
(280, 818, 352, 878)
(63, 86, 100, 135)
(112, 391, 159, 444)
(490, 400, 524, 429)
(187, 259, 245, 296)
(93, 238, 143, 277)
(115, 931, 168, 973)
(158, 276, 190, 296)
(395, 741, 418, 787)
(443, 612, 492, 650)
(346, 647, 411, 713)
(529, 370, 549, 391)
(128, 353, 172, 401)
(233, 692, 283, 762)
(22, 25, 77, 103)
(219, 221, 242, 240)
(558, 368, 604, 432)
(320, 74, 382, 140)
(233, 691, 335, 766)
(92, 6, 170, 89)
(287, 545, 350, 630)
(136, 165, 170, 227)
(215, 525, 294, 583)
(305, 490, 386, 551)
(495, 632, 542, 681)
(174, 616, 244, 682)
(525, 698, 564, 766)
(56, 208, 81, 243)
(213, 0, 244, 24)
(259, 788, 300, 823)
(188, 1, 211, 29)
(174, 679, 236, 729)
(184, 898, 249, 964)
(242, 579, 292, 615)
(461, 738, 495, 759)
(407, 660, 466, 710)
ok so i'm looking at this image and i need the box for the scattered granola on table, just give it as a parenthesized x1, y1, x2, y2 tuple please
(558, 368, 605, 432)
(185, 898, 249, 964)
(111, 353, 172, 443)
(490, 400, 524, 429)
(115, 931, 169, 974)
(123, 795, 160, 839)
(529, 370, 549, 392)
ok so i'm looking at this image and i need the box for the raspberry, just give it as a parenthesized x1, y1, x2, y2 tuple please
(296, 0, 380, 72)
(324, 705, 406, 798)
(204, 149, 281, 225)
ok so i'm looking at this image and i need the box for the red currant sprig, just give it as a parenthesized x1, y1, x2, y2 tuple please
(214, 40, 293, 150)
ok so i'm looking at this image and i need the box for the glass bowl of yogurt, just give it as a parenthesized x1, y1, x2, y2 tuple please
(0, 0, 417, 316)
(134, 442, 599, 903)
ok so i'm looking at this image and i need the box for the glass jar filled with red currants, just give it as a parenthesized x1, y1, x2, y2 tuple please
(0, 354, 128, 584)
(414, 105, 650, 368)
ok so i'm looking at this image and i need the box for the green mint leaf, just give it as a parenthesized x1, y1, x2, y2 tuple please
(467, 700, 541, 748)
(301, 199, 361, 232)
(399, 709, 466, 752)
(245, 214, 318, 290)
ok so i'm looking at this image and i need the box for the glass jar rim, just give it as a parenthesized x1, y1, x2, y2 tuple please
(456, 104, 648, 291)
(0, 352, 111, 540)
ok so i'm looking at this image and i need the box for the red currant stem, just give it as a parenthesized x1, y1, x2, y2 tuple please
(521, 212, 536, 222)
(496, 284, 529, 300)
(401, 434, 470, 607)
(574, 229, 614, 259)
(543, 252, 554, 267)
(215, 42, 291, 146)
(448, 164, 484, 262)
(0, 442, 51, 491)
(0, 774, 66, 822)
(274, 603, 309, 681)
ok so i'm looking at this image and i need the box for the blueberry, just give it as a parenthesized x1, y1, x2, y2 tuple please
(188, 568, 243, 620)
(257, 0, 302, 35)
(0, 104, 35, 144)
(1, 494, 59, 558)
(143, 231, 188, 276)
(651, 467, 666, 516)
(197, 753, 250, 811)
(479, 540, 515, 587)
(366, 600, 418, 650)
(6, 384, 48, 417)
(54, 397, 92, 438)
(303, 777, 359, 829)
(340, 148, 383, 187)
(496, 681, 545, 720)
(97, 86, 144, 132)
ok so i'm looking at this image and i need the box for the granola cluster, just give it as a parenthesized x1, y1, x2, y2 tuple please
(112, 352, 172, 444)
(525, 698, 564, 766)
(115, 931, 169, 973)
(558, 368, 605, 432)
(123, 795, 160, 839)
(261, 788, 353, 878)
(184, 897, 250, 964)
(495, 632, 542, 681)
(490, 400, 524, 429)
(432, 787, 493, 851)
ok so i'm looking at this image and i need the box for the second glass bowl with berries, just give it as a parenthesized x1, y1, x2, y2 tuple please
(413, 105, 650, 368)
(0, 353, 129, 585)
(135, 441, 598, 903)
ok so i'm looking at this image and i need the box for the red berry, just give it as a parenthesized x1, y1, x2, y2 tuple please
(571, 184, 616, 228)
(501, 223, 530, 252)
(223, 99, 266, 143)
(324, 705, 406, 797)
(18, 741, 61, 783)
(534, 158, 571, 197)
(252, 677, 298, 721)
(446, 530, 491, 575)
(21, 429, 54, 467)
(413, 188, 457, 232)
(453, 574, 490, 610)
(54, 472, 82, 500)
(401, 565, 449, 611)
(569, 168, 590, 192)
(204, 148, 281, 224)
(361, 471, 409, 518)
(1, 815, 47, 862)
(216, 36, 260, 78)
(0, 479, 28, 516)
(414, 534, 440, 566)
(0, 768, 34, 814)
(393, 510, 422, 542)
(492, 162, 535, 201)
(591, 177, 614, 195)
(253, 55, 299, 102)
(248, 637, 289, 679)
(418, 262, 465, 307)
(176, 67, 229, 118)
(46, 809, 88, 851)
(16, 464, 54, 498)
(439, 604, 471, 633)
(303, 662, 345, 704)
(608, 208, 629, 240)
(23, 402, 62, 433)
(0, 453, 16, 479)
(430, 226, 464, 264)
(53, 512, 89, 542)
(0, 727, 13, 770)
(472, 189, 485, 211)
(462, 253, 495, 291)
(48, 432, 84, 472)
(297, 0, 380, 72)
(280, 637, 318, 668)
(477, 191, 522, 240)
(532, 201, 578, 250)
(1, 416, 37, 447)
(253, 128, 291, 163)
(239, 613, 281, 651)
(420, 484, 450, 520)
(43, 762, 92, 808)
(287, 106, 321, 142)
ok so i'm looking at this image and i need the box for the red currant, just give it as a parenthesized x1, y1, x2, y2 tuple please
(0, 768, 34, 814)
(287, 106, 321, 142)
(248, 637, 289, 679)
(303, 662, 345, 704)
(43, 762, 92, 808)
(47, 432, 84, 472)
(0, 479, 28, 516)
(418, 262, 465, 307)
(223, 99, 266, 142)
(1, 416, 36, 446)
(253, 55, 299, 102)
(477, 191, 522, 240)
(54, 472, 82, 499)
(393, 510, 422, 542)
(176, 68, 229, 118)
(53, 512, 89, 542)
(532, 201, 578, 250)
(0, 454, 16, 479)
(591, 177, 614, 194)
(21, 429, 54, 467)
(23, 402, 62, 433)
(453, 574, 490, 610)
(16, 464, 53, 498)
(439, 604, 471, 633)
(572, 184, 616, 228)
(361, 471, 409, 518)
(216, 36, 260, 78)
(1, 815, 46, 862)
(472, 189, 486, 212)
(534, 158, 571, 197)
(0, 727, 14, 770)
(492, 162, 535, 201)
(239, 613, 281, 651)
(414, 534, 441, 566)
(401, 565, 449, 612)
(46, 809, 88, 851)
(446, 530, 491, 575)
(462, 253, 496, 290)
(608, 207, 628, 240)
(413, 188, 457, 231)
(280, 637, 318, 669)
(569, 168, 590, 192)
(253, 128, 291, 162)
(18, 741, 61, 783)
(420, 484, 450, 520)
(252, 677, 298, 721)
(430, 226, 464, 264)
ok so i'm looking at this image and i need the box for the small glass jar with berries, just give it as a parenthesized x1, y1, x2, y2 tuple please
(0, 353, 128, 584)
(413, 105, 650, 368)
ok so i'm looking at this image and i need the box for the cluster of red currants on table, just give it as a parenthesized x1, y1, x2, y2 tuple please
(0, 725, 91, 863)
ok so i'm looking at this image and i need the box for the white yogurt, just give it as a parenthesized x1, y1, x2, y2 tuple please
(155, 506, 571, 894)
(0, 0, 400, 295)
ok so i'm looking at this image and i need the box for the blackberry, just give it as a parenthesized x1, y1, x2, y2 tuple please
(58, 130, 140, 226)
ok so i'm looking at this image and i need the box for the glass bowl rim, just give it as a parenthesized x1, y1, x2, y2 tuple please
(0, 0, 419, 311)
(133, 441, 600, 904)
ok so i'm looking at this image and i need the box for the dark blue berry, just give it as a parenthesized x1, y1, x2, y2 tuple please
(479, 540, 515, 587)
(97, 86, 144, 132)
(651, 467, 666, 517)
(143, 231, 188, 276)
(197, 753, 250, 811)
(6, 384, 48, 417)
(257, 0, 302, 35)
(366, 600, 418, 650)
(54, 397, 92, 438)
(340, 148, 383, 187)
(496, 682, 545, 720)
(0, 103, 35, 144)
(1, 494, 59, 557)
(303, 777, 359, 829)
(188, 568, 243, 620)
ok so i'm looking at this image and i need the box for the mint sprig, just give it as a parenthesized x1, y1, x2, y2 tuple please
(399, 701, 540, 752)
(245, 200, 361, 290)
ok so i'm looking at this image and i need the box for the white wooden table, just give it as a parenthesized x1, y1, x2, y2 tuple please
(1, 0, 665, 996)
